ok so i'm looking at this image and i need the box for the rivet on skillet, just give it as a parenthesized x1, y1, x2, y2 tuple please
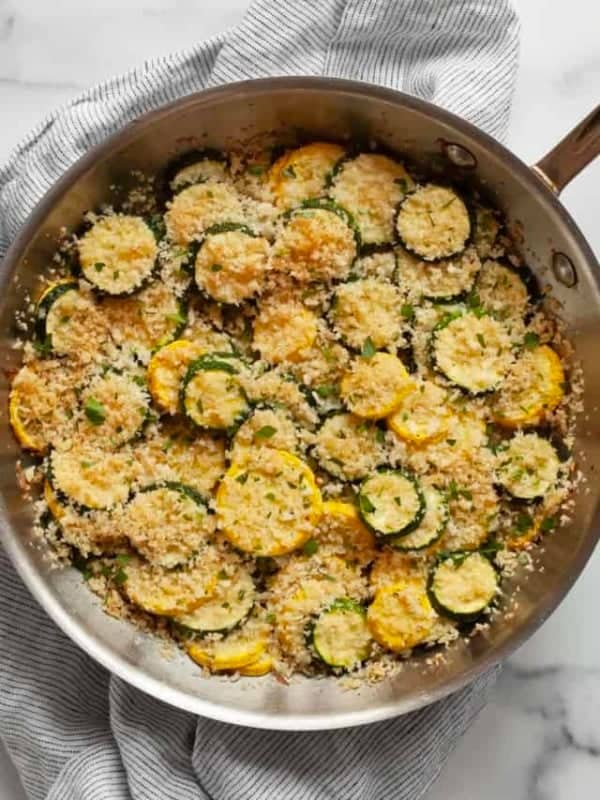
(552, 252, 578, 288)
(441, 141, 477, 169)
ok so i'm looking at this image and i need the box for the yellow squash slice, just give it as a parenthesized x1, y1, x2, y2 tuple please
(340, 352, 413, 419)
(492, 345, 565, 428)
(367, 578, 438, 652)
(147, 339, 205, 414)
(186, 621, 269, 672)
(123, 550, 221, 617)
(387, 380, 451, 445)
(216, 449, 322, 556)
(269, 142, 345, 209)
(319, 501, 377, 567)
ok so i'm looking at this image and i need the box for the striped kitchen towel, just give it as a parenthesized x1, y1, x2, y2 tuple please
(0, 1, 518, 798)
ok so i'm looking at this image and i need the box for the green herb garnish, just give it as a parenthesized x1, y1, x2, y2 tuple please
(361, 337, 376, 359)
(84, 397, 106, 426)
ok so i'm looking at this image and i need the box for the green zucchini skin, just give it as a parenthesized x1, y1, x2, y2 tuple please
(203, 222, 258, 239)
(310, 412, 387, 483)
(429, 310, 508, 397)
(358, 469, 426, 538)
(180, 353, 250, 435)
(326, 152, 414, 253)
(172, 570, 256, 637)
(388, 488, 449, 551)
(395, 183, 473, 264)
(427, 551, 499, 623)
(308, 598, 371, 671)
(35, 281, 79, 346)
(137, 480, 209, 509)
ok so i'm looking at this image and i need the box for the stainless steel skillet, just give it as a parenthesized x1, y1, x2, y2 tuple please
(0, 77, 598, 730)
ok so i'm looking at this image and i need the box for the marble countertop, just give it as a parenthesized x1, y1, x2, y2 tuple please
(0, 1, 599, 798)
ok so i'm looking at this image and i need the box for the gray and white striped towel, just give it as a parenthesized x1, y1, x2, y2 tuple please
(0, 1, 519, 798)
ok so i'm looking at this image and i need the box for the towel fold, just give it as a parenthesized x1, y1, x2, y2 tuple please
(0, 2, 519, 797)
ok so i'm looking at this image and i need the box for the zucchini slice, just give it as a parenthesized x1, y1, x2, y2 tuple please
(428, 552, 498, 622)
(268, 142, 346, 209)
(329, 153, 415, 246)
(395, 245, 481, 303)
(215, 449, 322, 557)
(132, 419, 226, 496)
(319, 501, 377, 568)
(386, 380, 451, 445)
(166, 149, 229, 193)
(396, 184, 471, 261)
(311, 412, 387, 482)
(329, 278, 406, 351)
(272, 555, 361, 658)
(472, 205, 502, 260)
(186, 618, 269, 672)
(78, 215, 158, 295)
(358, 470, 425, 537)
(48, 446, 134, 510)
(492, 345, 565, 429)
(79, 370, 150, 448)
(194, 224, 270, 304)
(44, 482, 128, 555)
(496, 433, 560, 501)
(246, 368, 318, 428)
(441, 467, 500, 552)
(123, 548, 222, 617)
(367, 578, 438, 653)
(123, 483, 213, 568)
(38, 282, 108, 358)
(181, 353, 249, 432)
(35, 278, 108, 357)
(35, 280, 78, 338)
(229, 405, 300, 464)
(271, 200, 359, 283)
(389, 486, 448, 551)
(310, 598, 372, 670)
(475, 259, 530, 320)
(253, 299, 318, 364)
(165, 182, 244, 246)
(340, 352, 413, 419)
(147, 339, 205, 414)
(9, 362, 77, 454)
(431, 311, 513, 394)
(175, 566, 255, 634)
(103, 281, 188, 361)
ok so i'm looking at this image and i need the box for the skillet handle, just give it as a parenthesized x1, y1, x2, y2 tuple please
(532, 105, 600, 195)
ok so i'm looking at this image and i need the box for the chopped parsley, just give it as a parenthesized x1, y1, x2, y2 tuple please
(84, 397, 106, 426)
(210, 263, 224, 272)
(315, 384, 339, 399)
(401, 304, 415, 321)
(302, 538, 319, 556)
(523, 331, 540, 350)
(359, 494, 376, 514)
(361, 336, 376, 359)
(94, 262, 105, 272)
(254, 425, 277, 440)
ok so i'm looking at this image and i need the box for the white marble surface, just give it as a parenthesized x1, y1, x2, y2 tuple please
(0, 1, 599, 798)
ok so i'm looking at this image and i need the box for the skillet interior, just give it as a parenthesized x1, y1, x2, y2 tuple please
(0, 77, 598, 730)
